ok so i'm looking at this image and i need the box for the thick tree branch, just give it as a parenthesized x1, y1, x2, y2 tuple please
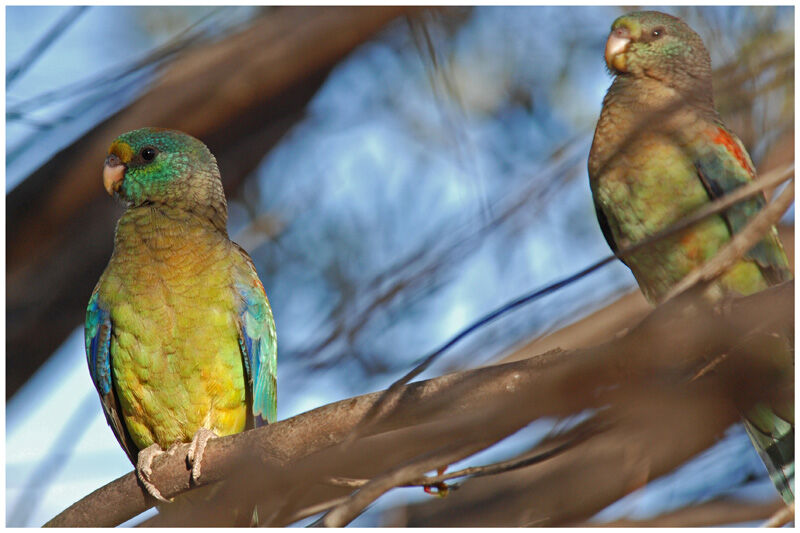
(45, 280, 793, 527)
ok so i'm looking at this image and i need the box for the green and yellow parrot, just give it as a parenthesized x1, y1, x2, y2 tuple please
(85, 128, 277, 503)
(588, 11, 793, 503)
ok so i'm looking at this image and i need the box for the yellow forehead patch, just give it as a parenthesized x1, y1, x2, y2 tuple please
(108, 140, 133, 164)
(613, 17, 642, 39)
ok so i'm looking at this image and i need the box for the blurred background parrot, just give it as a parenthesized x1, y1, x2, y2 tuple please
(84, 128, 277, 509)
(588, 11, 793, 504)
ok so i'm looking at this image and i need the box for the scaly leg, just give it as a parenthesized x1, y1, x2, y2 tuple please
(137, 443, 172, 503)
(186, 427, 218, 485)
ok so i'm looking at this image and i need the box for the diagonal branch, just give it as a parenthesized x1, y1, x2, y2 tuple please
(6, 6, 89, 88)
(663, 177, 794, 301)
(763, 502, 794, 527)
(44, 280, 793, 527)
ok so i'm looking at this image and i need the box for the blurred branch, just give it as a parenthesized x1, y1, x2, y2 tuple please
(346, 163, 794, 443)
(297, 137, 587, 373)
(763, 503, 794, 527)
(6, 8, 228, 119)
(388, 292, 793, 527)
(319, 441, 483, 527)
(713, 49, 793, 91)
(579, 498, 784, 527)
(45, 280, 793, 526)
(498, 290, 650, 363)
(6, 6, 89, 88)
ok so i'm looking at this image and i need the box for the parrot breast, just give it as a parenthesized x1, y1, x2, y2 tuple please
(589, 116, 769, 303)
(99, 205, 247, 450)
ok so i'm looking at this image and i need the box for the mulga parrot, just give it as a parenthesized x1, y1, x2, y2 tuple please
(85, 127, 277, 504)
(588, 11, 793, 503)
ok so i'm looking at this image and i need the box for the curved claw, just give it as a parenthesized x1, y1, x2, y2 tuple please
(187, 427, 218, 485)
(137, 444, 172, 503)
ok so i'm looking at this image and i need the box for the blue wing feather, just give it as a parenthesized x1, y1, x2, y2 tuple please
(86, 292, 113, 397)
(233, 245, 277, 427)
(85, 290, 139, 464)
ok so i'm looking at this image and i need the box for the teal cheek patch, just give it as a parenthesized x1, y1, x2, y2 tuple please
(121, 153, 190, 204)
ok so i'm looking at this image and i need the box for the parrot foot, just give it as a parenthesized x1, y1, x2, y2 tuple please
(137, 444, 172, 503)
(187, 427, 218, 485)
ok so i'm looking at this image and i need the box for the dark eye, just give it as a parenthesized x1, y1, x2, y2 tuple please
(652, 27, 665, 39)
(141, 147, 157, 161)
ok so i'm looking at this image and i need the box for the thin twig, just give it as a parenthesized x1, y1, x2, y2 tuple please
(415, 423, 599, 486)
(690, 353, 729, 382)
(7, 7, 228, 117)
(321, 442, 482, 527)
(285, 496, 349, 524)
(347, 164, 793, 444)
(325, 421, 599, 491)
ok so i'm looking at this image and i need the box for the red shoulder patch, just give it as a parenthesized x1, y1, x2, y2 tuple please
(712, 127, 755, 178)
(253, 277, 266, 296)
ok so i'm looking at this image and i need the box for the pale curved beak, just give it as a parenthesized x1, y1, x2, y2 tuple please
(605, 27, 631, 72)
(103, 154, 126, 196)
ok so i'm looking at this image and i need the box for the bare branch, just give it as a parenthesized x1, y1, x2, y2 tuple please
(286, 496, 349, 524)
(44, 281, 793, 527)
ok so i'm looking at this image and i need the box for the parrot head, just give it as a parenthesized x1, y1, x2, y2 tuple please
(103, 128, 228, 230)
(604, 11, 712, 97)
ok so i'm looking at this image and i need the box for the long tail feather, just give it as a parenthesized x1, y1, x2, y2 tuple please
(744, 408, 794, 504)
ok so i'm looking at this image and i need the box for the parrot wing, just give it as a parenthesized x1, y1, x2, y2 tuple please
(693, 124, 791, 284)
(593, 199, 623, 260)
(694, 124, 794, 502)
(85, 290, 139, 464)
(233, 244, 277, 427)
